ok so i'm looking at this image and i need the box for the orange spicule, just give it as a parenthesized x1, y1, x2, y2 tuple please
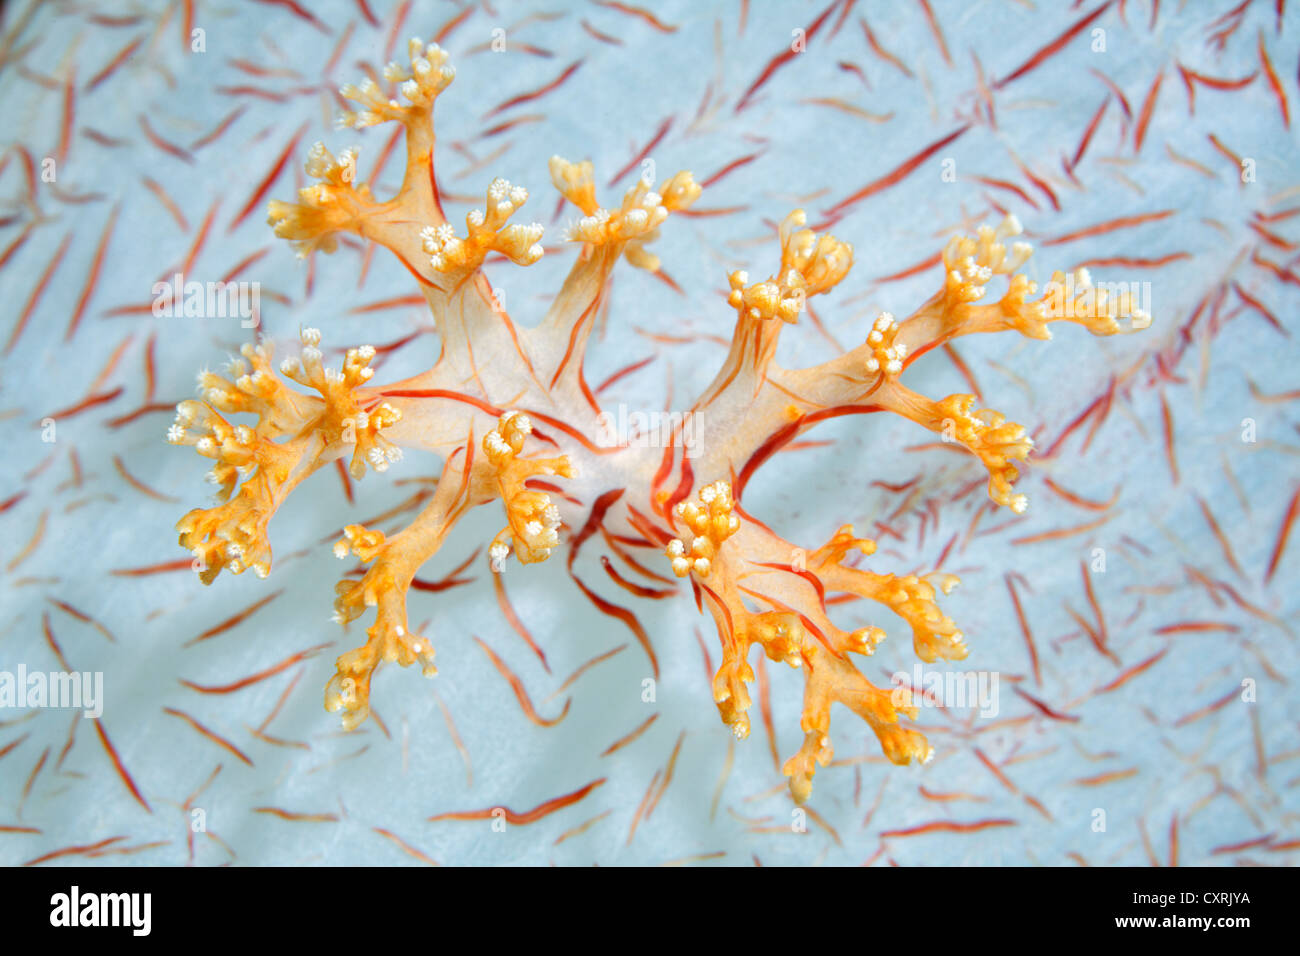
(167, 38, 1150, 804)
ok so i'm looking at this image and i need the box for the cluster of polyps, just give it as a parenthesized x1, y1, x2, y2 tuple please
(420, 178, 545, 275)
(666, 480, 740, 578)
(170, 38, 1151, 802)
(864, 312, 906, 376)
(482, 411, 572, 566)
(343, 37, 456, 127)
(726, 209, 853, 326)
(169, 330, 402, 583)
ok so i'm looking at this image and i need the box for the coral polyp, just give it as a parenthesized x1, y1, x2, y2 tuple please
(169, 37, 1150, 803)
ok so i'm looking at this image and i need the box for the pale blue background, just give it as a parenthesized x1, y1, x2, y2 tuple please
(0, 0, 1297, 865)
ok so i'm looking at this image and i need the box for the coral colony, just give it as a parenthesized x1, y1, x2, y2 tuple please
(168, 39, 1150, 803)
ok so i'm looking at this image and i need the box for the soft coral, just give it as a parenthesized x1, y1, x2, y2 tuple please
(170, 36, 1150, 802)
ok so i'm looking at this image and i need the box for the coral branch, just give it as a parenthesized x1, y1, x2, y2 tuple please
(896, 214, 1153, 350)
(663, 481, 937, 802)
(537, 156, 700, 398)
(326, 409, 573, 729)
(327, 470, 459, 730)
(699, 211, 854, 406)
(170, 327, 399, 582)
(477, 411, 574, 565)
(267, 38, 458, 294)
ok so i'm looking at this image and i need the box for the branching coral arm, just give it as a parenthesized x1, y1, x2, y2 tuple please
(473, 410, 574, 565)
(875, 382, 1035, 514)
(672, 212, 858, 494)
(264, 38, 545, 369)
(170, 327, 402, 582)
(328, 410, 573, 729)
(706, 214, 1152, 516)
(537, 157, 700, 404)
(664, 482, 936, 803)
(327, 463, 463, 730)
(696, 210, 853, 410)
(265, 38, 454, 272)
(664, 210, 1154, 802)
(895, 214, 1153, 355)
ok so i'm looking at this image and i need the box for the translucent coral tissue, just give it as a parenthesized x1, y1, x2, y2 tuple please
(169, 39, 1149, 803)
